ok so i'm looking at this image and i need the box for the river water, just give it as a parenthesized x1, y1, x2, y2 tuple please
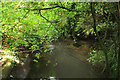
(7, 40, 103, 79)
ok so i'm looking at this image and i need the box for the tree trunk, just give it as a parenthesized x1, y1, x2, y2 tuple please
(117, 2, 120, 80)
(90, 2, 110, 77)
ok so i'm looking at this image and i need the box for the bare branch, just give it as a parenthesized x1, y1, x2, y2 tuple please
(39, 10, 50, 22)
(39, 10, 59, 23)
(12, 10, 30, 29)
(32, 6, 59, 11)
(31, 5, 81, 12)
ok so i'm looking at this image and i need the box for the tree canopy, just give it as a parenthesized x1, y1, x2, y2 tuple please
(1, 2, 120, 78)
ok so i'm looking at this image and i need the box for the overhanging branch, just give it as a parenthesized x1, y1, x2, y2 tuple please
(33, 6, 59, 10)
(31, 5, 81, 12)
(39, 10, 59, 23)
(11, 10, 30, 30)
(39, 10, 51, 23)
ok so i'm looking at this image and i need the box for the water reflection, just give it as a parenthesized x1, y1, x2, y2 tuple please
(8, 40, 103, 79)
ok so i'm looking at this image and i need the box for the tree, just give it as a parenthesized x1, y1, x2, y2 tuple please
(117, 2, 120, 79)
(90, 2, 110, 77)
(1, 2, 120, 78)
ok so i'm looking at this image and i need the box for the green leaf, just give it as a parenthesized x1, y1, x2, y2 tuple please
(33, 59, 38, 63)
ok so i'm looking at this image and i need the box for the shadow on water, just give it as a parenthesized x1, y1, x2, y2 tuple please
(7, 39, 104, 79)
(25, 54, 55, 79)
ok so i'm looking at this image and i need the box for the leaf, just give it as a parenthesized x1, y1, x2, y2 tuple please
(33, 59, 38, 63)
(44, 49, 48, 53)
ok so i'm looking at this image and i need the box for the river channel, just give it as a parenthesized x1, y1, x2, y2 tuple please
(7, 40, 103, 80)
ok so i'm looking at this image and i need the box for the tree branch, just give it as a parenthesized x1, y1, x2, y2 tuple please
(39, 10, 59, 23)
(32, 6, 59, 11)
(31, 5, 81, 12)
(12, 10, 30, 28)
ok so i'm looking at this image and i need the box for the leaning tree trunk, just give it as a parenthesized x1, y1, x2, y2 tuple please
(90, 2, 110, 77)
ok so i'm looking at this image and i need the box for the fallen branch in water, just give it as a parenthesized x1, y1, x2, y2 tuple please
(18, 48, 44, 54)
(0, 47, 44, 54)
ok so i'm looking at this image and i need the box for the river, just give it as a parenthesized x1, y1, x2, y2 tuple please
(7, 39, 103, 80)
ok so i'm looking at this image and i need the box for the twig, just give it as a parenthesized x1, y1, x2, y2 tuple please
(15, 0, 23, 9)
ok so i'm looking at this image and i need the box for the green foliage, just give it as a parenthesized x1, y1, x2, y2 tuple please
(1, 2, 119, 77)
(88, 42, 118, 77)
(2, 2, 59, 50)
(88, 50, 105, 64)
(33, 59, 38, 63)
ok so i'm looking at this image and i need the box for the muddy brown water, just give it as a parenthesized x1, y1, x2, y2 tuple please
(7, 40, 103, 79)
(52, 40, 101, 78)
